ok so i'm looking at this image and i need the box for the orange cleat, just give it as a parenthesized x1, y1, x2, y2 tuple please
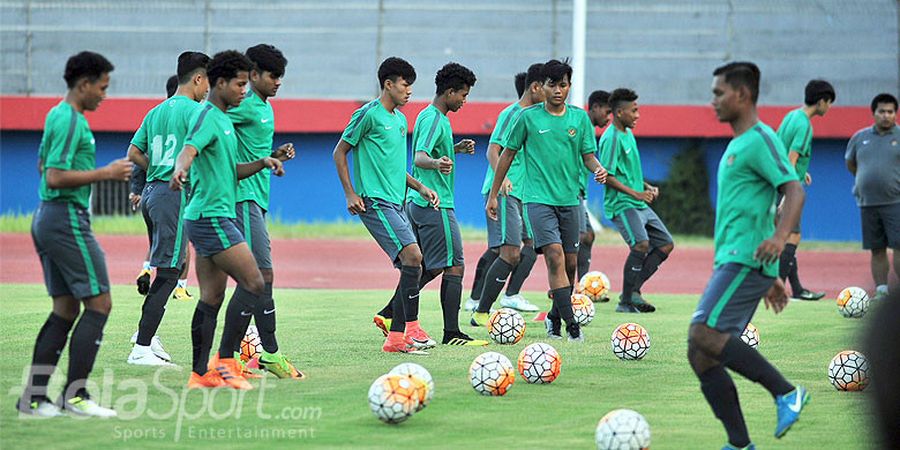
(214, 357, 254, 390)
(188, 371, 226, 389)
(384, 331, 428, 355)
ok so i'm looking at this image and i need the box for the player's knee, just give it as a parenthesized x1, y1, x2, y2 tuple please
(83, 293, 112, 315)
(242, 274, 265, 295)
(632, 240, 650, 253)
(445, 265, 464, 277)
(500, 246, 521, 266)
(399, 245, 423, 267)
(688, 324, 724, 355)
(581, 230, 595, 246)
(660, 242, 675, 255)
(52, 298, 81, 321)
(260, 268, 274, 284)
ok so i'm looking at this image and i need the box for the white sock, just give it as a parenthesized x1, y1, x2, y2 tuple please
(876, 284, 889, 295)
(142, 261, 151, 271)
(177, 279, 187, 289)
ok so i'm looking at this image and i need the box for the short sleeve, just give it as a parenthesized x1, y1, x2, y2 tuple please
(580, 113, 596, 155)
(415, 111, 441, 154)
(598, 131, 619, 175)
(489, 108, 516, 146)
(341, 106, 372, 147)
(130, 115, 149, 153)
(227, 100, 254, 126)
(502, 111, 527, 151)
(751, 130, 797, 188)
(43, 110, 80, 170)
(184, 107, 215, 154)
(786, 118, 811, 156)
(844, 132, 860, 162)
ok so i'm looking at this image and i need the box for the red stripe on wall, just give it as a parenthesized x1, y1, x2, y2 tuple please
(0, 95, 873, 138)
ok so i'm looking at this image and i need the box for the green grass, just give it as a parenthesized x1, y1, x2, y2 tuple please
(0, 284, 874, 449)
(0, 212, 862, 250)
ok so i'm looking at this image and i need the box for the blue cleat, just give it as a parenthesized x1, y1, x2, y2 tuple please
(721, 444, 755, 450)
(774, 386, 810, 438)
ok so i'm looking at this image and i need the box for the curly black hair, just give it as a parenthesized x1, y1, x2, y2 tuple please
(608, 88, 638, 113)
(588, 90, 611, 109)
(63, 51, 114, 88)
(713, 61, 761, 104)
(543, 59, 572, 84)
(207, 50, 253, 86)
(176, 51, 210, 84)
(434, 62, 476, 95)
(245, 44, 287, 78)
(378, 56, 416, 88)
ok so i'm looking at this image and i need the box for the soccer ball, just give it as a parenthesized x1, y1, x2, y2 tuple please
(827, 350, 869, 391)
(367, 374, 420, 424)
(389, 363, 434, 410)
(740, 323, 760, 349)
(517, 342, 562, 384)
(595, 408, 651, 450)
(837, 287, 869, 318)
(611, 323, 650, 361)
(469, 351, 515, 396)
(579, 271, 611, 302)
(571, 293, 596, 326)
(240, 325, 263, 362)
(488, 308, 526, 345)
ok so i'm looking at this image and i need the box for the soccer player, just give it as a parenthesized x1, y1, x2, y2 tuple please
(600, 88, 675, 313)
(169, 50, 285, 389)
(487, 59, 607, 342)
(333, 57, 439, 354)
(775, 79, 835, 301)
(467, 64, 546, 323)
(19, 51, 130, 417)
(577, 89, 612, 282)
(374, 62, 487, 346)
(690, 61, 809, 450)
(845, 93, 900, 301)
(226, 43, 303, 378)
(126, 52, 210, 366)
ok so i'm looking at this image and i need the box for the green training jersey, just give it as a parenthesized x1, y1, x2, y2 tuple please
(130, 95, 201, 183)
(714, 122, 797, 277)
(776, 107, 812, 181)
(599, 126, 647, 219)
(409, 104, 456, 208)
(340, 99, 408, 205)
(580, 135, 601, 199)
(183, 103, 239, 220)
(229, 89, 275, 210)
(503, 104, 596, 206)
(480, 102, 526, 198)
(38, 101, 96, 209)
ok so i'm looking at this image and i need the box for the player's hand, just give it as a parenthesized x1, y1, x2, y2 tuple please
(105, 158, 133, 181)
(804, 172, 812, 186)
(647, 184, 660, 200)
(273, 143, 296, 162)
(128, 193, 142, 211)
(346, 192, 365, 215)
(486, 195, 499, 221)
(635, 190, 655, 203)
(170, 169, 188, 191)
(764, 277, 789, 314)
(754, 235, 785, 265)
(454, 139, 475, 154)
(594, 166, 608, 184)
(435, 156, 454, 175)
(419, 186, 440, 209)
(500, 178, 513, 195)
(263, 157, 285, 176)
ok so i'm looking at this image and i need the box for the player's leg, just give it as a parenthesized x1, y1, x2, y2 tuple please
(467, 195, 501, 311)
(473, 196, 524, 323)
(576, 198, 595, 281)
(136, 190, 153, 295)
(502, 197, 540, 312)
(632, 208, 674, 306)
(861, 205, 891, 298)
(435, 208, 486, 345)
(19, 293, 79, 417)
(687, 331, 750, 449)
(613, 209, 653, 312)
(173, 245, 194, 300)
(557, 205, 583, 340)
(188, 253, 227, 388)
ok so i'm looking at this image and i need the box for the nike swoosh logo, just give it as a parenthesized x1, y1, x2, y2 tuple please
(495, 277, 509, 283)
(788, 392, 804, 413)
(624, 148, 631, 154)
(384, 126, 393, 130)
(691, 311, 704, 319)
(408, 294, 420, 299)
(538, 129, 551, 134)
(263, 308, 276, 315)
(94, 340, 102, 346)
(240, 311, 253, 316)
(260, 118, 270, 123)
(224, 130, 232, 136)
(862, 140, 869, 145)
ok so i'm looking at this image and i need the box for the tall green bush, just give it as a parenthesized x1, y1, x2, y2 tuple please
(650, 140, 714, 236)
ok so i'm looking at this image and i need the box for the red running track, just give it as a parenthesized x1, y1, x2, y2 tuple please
(0, 233, 874, 298)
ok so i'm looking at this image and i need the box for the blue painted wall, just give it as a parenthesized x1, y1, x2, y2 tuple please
(0, 131, 860, 241)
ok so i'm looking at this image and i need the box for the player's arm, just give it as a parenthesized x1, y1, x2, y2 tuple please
(237, 157, 284, 180)
(844, 135, 858, 176)
(486, 143, 513, 194)
(127, 144, 149, 170)
(332, 139, 365, 214)
(406, 173, 440, 208)
(454, 139, 475, 154)
(582, 153, 608, 184)
(414, 150, 452, 175)
(486, 147, 517, 220)
(605, 175, 654, 203)
(170, 145, 197, 191)
(272, 143, 296, 162)
(46, 161, 132, 189)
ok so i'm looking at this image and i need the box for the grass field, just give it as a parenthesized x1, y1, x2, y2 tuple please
(0, 284, 875, 449)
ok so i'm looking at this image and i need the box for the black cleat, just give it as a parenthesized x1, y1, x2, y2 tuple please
(631, 293, 657, 313)
(442, 331, 489, 346)
(795, 289, 825, 301)
(545, 316, 563, 339)
(566, 323, 584, 342)
(615, 302, 639, 313)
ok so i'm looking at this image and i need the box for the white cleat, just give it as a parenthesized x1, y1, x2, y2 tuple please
(62, 396, 117, 418)
(130, 332, 171, 361)
(499, 294, 540, 312)
(127, 345, 175, 366)
(463, 298, 479, 312)
(17, 397, 64, 418)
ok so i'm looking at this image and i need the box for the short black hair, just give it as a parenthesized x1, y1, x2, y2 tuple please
(713, 61, 761, 104)
(207, 50, 253, 86)
(543, 59, 572, 84)
(378, 57, 416, 88)
(608, 88, 638, 113)
(525, 63, 545, 87)
(245, 44, 287, 78)
(588, 90, 611, 109)
(514, 72, 527, 98)
(166, 75, 178, 98)
(804, 79, 835, 106)
(434, 62, 476, 95)
(871, 93, 898, 113)
(177, 51, 210, 84)
(63, 51, 114, 88)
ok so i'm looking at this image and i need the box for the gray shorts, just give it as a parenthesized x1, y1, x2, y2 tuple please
(579, 198, 594, 235)
(358, 197, 417, 265)
(691, 263, 775, 336)
(861, 202, 900, 250)
(611, 207, 673, 249)
(486, 194, 530, 248)
(406, 203, 464, 270)
(142, 180, 189, 270)
(525, 203, 581, 254)
(185, 216, 245, 258)
(235, 201, 272, 269)
(31, 201, 110, 299)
